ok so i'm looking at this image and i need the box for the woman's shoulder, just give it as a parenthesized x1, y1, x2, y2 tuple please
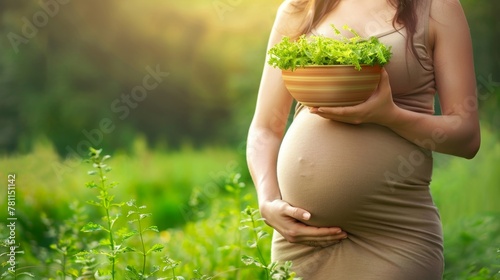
(273, 0, 310, 38)
(429, 0, 467, 23)
(278, 0, 308, 12)
(429, 0, 469, 41)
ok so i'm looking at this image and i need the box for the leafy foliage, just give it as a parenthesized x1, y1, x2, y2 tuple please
(442, 215, 500, 280)
(0, 148, 298, 279)
(268, 25, 392, 71)
(79, 148, 167, 279)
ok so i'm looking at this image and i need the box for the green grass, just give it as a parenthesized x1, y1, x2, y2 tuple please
(432, 124, 500, 224)
(0, 137, 241, 231)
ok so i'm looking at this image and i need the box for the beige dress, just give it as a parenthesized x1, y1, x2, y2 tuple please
(273, 0, 444, 279)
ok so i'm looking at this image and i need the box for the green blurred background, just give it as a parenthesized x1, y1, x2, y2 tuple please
(0, 1, 499, 153)
(0, 0, 499, 278)
(0, 0, 282, 154)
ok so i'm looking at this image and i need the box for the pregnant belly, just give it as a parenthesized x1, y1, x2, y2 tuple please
(277, 110, 433, 228)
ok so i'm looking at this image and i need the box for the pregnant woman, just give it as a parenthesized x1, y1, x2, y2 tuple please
(246, 0, 480, 279)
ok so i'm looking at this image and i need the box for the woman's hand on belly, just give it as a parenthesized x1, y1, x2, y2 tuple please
(260, 199, 348, 247)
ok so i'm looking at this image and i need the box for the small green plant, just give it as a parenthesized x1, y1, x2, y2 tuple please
(161, 256, 184, 280)
(0, 247, 34, 280)
(224, 173, 248, 278)
(125, 199, 164, 279)
(240, 206, 301, 280)
(268, 25, 392, 71)
(81, 148, 165, 279)
(43, 201, 93, 278)
(80, 148, 124, 279)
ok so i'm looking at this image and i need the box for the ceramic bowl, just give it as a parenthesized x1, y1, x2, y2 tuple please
(282, 65, 382, 107)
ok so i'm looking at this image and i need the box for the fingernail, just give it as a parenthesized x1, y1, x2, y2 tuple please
(302, 212, 311, 220)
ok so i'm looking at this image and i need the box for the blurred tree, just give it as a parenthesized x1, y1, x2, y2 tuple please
(0, 1, 47, 152)
(462, 0, 500, 78)
(0, 0, 242, 155)
(461, 0, 500, 127)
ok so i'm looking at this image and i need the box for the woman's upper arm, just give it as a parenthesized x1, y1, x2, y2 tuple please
(431, 0, 478, 120)
(250, 2, 301, 135)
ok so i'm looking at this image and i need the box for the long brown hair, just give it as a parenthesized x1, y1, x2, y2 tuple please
(288, 0, 419, 54)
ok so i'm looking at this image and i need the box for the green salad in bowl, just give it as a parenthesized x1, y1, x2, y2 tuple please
(267, 25, 393, 107)
(268, 25, 392, 71)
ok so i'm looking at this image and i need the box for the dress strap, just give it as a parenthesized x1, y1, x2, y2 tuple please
(415, 0, 433, 51)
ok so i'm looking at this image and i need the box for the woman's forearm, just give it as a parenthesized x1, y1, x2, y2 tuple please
(246, 125, 283, 205)
(386, 105, 480, 159)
